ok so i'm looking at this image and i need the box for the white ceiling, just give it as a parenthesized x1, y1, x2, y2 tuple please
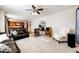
(0, 5, 76, 20)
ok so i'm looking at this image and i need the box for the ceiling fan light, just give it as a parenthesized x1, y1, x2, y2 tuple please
(31, 12, 35, 15)
(35, 12, 38, 15)
(31, 12, 38, 15)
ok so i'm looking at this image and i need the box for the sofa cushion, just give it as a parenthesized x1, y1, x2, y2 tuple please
(0, 33, 9, 42)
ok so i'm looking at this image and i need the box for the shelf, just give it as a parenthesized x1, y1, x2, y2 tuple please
(8, 26, 21, 28)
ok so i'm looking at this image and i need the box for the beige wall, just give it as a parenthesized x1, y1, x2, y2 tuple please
(0, 10, 5, 32)
(31, 6, 77, 34)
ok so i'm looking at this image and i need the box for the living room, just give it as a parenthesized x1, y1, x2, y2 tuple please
(0, 5, 79, 53)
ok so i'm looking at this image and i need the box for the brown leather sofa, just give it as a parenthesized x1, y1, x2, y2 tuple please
(12, 28, 29, 40)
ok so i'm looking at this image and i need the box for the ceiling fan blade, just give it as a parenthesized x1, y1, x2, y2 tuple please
(25, 5, 42, 15)
(36, 11, 40, 14)
(37, 8, 43, 11)
(32, 5, 36, 9)
(25, 9, 32, 11)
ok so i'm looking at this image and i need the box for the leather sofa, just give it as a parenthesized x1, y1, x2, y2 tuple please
(11, 28, 29, 40)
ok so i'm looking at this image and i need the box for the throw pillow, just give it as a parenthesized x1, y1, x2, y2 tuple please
(0, 44, 12, 53)
(12, 30, 17, 35)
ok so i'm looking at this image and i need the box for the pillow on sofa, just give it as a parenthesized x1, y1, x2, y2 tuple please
(12, 30, 17, 36)
(0, 44, 12, 53)
(0, 34, 9, 42)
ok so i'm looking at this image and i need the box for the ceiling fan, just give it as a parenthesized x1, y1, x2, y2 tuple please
(25, 5, 43, 15)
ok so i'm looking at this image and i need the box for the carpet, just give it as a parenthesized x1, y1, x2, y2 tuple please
(16, 36, 79, 53)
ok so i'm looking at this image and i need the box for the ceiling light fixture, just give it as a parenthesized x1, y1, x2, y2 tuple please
(31, 11, 38, 15)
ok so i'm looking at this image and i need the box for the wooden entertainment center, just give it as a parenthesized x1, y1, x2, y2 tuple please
(7, 18, 28, 34)
(8, 21, 24, 30)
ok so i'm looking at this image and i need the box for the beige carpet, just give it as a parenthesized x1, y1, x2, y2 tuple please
(16, 36, 79, 53)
